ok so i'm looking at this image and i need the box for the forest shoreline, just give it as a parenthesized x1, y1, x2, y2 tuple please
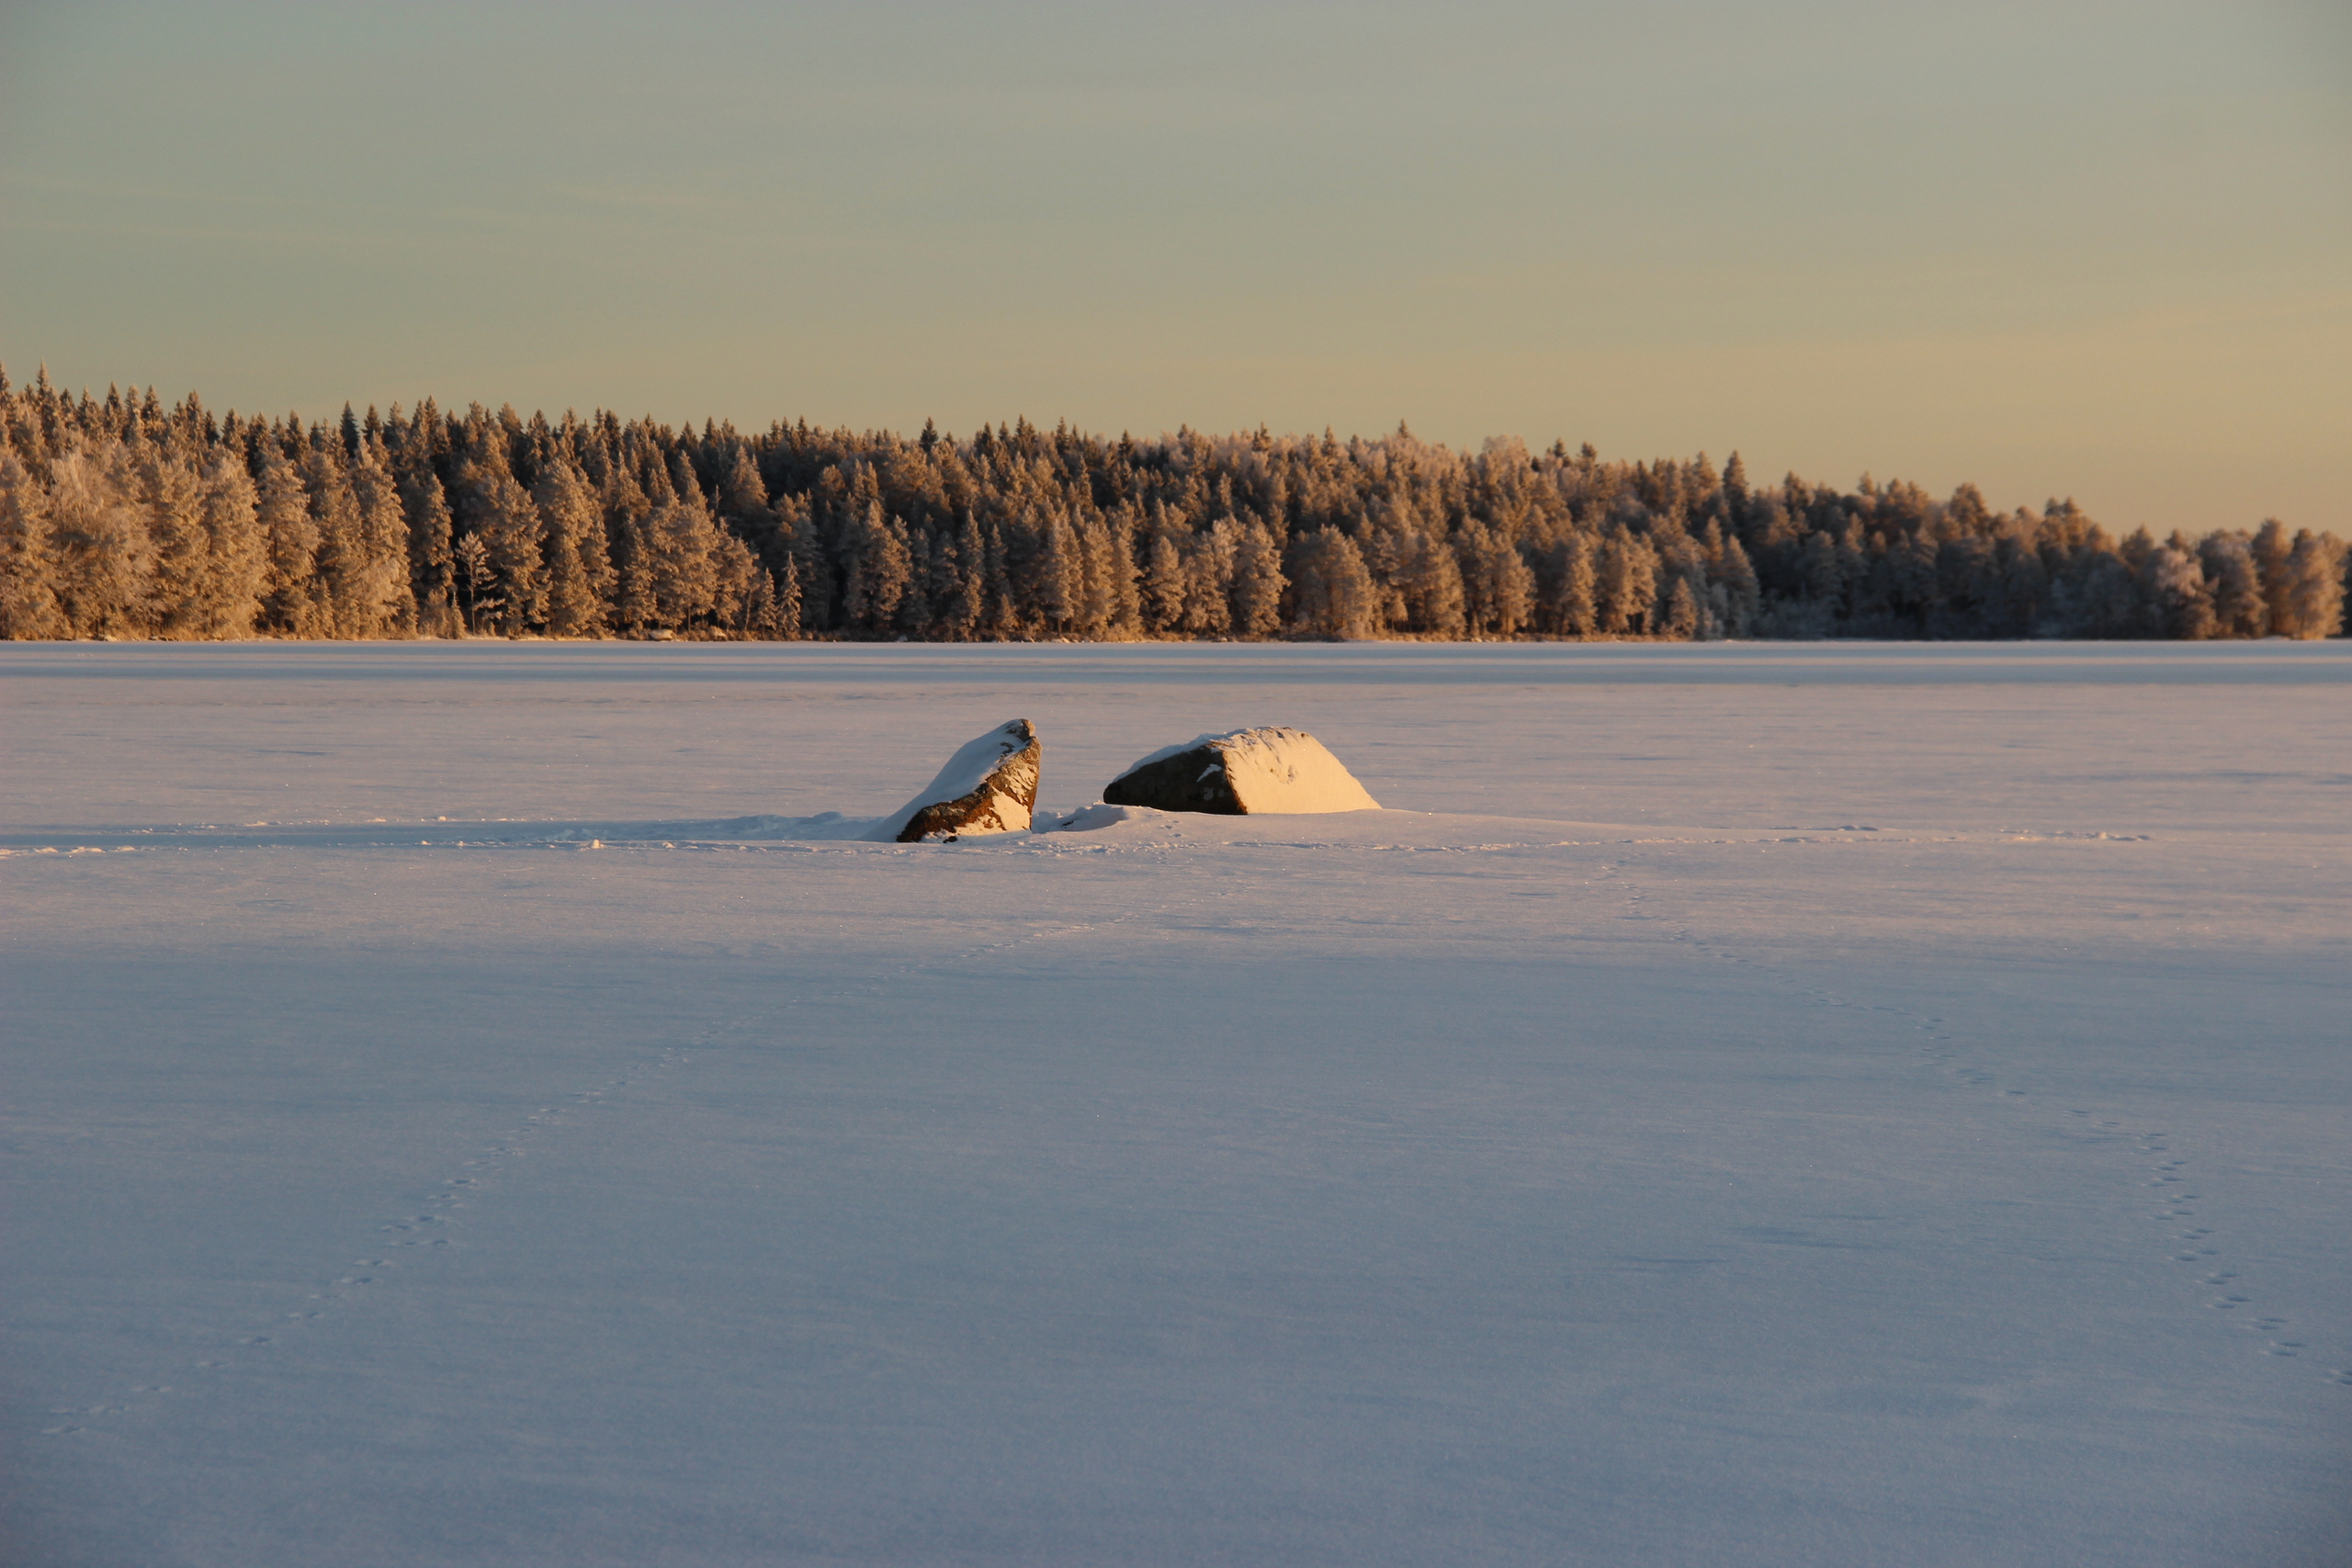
(4, 371, 2343, 646)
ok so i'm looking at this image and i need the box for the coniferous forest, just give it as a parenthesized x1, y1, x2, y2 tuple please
(1, 368, 2344, 644)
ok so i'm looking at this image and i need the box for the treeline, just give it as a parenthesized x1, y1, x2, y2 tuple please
(0, 367, 2343, 643)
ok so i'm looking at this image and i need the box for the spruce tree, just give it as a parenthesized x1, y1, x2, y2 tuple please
(1407, 527, 1468, 637)
(1708, 525, 1761, 637)
(137, 442, 210, 637)
(1555, 535, 1598, 637)
(639, 453, 728, 632)
(1287, 529, 1375, 640)
(534, 457, 611, 637)
(775, 555, 803, 639)
(1661, 574, 1702, 640)
(452, 533, 500, 633)
(2199, 533, 2267, 637)
(304, 443, 374, 637)
(348, 437, 418, 636)
(253, 439, 319, 635)
(1597, 529, 1658, 636)
(454, 449, 545, 635)
(2277, 530, 2346, 639)
(603, 463, 657, 635)
(1181, 521, 1237, 637)
(1103, 509, 1142, 637)
(917, 528, 961, 641)
(712, 532, 766, 637)
(0, 446, 68, 638)
(1035, 509, 1080, 634)
(198, 449, 266, 637)
(840, 500, 910, 637)
(1142, 527, 1186, 635)
(1230, 521, 1286, 638)
(2251, 519, 2293, 630)
(390, 419, 458, 637)
(2143, 539, 2215, 640)
(47, 440, 155, 637)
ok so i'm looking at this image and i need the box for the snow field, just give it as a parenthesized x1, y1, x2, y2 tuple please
(3, 640, 2348, 1567)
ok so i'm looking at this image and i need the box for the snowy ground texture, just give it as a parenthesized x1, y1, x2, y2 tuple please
(5, 641, 2348, 1568)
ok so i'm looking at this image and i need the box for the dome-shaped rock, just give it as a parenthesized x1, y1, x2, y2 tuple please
(1102, 727, 1377, 815)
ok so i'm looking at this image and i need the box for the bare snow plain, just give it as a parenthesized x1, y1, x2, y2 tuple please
(4, 640, 2348, 1568)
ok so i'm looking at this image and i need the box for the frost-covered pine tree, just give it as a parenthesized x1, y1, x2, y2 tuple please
(533, 457, 611, 637)
(602, 462, 657, 636)
(840, 500, 910, 637)
(49, 439, 155, 637)
(2251, 519, 2294, 632)
(717, 447, 773, 541)
(454, 450, 544, 636)
(1140, 502, 1188, 634)
(934, 514, 982, 640)
(637, 453, 732, 633)
(1704, 523, 1760, 638)
(1457, 521, 1532, 636)
(2276, 529, 2346, 639)
(711, 530, 768, 637)
(1396, 527, 1466, 637)
(0, 446, 68, 638)
(1554, 535, 1598, 637)
(136, 440, 210, 637)
(2198, 532, 2266, 638)
(390, 416, 458, 637)
(1102, 509, 1142, 637)
(1597, 529, 1659, 637)
(2143, 537, 2215, 640)
(1035, 508, 1081, 634)
(1230, 521, 1286, 638)
(777, 555, 804, 637)
(1181, 519, 1238, 637)
(253, 436, 322, 636)
(197, 447, 266, 637)
(1072, 514, 1117, 638)
(1286, 528, 1375, 640)
(346, 437, 418, 637)
(307, 442, 409, 638)
(1660, 573, 1702, 640)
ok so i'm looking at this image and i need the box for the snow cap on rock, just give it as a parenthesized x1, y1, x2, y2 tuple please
(1102, 727, 1378, 815)
(875, 719, 1042, 842)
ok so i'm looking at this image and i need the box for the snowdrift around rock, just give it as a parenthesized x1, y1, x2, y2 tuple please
(872, 720, 1042, 842)
(1045, 802, 1147, 833)
(1102, 727, 1379, 815)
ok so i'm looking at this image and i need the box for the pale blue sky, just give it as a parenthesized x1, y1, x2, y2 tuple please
(3, 1, 2345, 533)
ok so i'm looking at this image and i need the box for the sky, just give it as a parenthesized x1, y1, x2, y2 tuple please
(2, 0, 2346, 534)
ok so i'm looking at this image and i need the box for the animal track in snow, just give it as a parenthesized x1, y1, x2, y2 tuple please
(37, 868, 1231, 1448)
(37, 1032, 707, 1441)
(1596, 852, 2346, 1391)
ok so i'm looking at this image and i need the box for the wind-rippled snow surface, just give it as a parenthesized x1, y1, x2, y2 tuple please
(5, 641, 2348, 1568)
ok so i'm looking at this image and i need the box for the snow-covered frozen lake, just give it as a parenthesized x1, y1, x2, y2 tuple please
(5, 641, 2348, 1567)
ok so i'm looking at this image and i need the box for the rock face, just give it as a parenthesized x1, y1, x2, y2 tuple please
(1102, 727, 1379, 815)
(876, 719, 1042, 842)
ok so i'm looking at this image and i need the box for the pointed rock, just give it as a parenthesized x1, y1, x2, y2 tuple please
(876, 720, 1042, 842)
(1102, 727, 1378, 815)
